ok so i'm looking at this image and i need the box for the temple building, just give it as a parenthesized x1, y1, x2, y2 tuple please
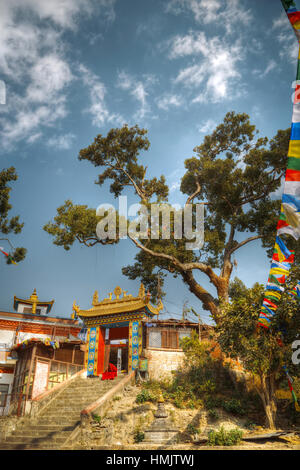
(0, 289, 83, 416)
(73, 284, 211, 379)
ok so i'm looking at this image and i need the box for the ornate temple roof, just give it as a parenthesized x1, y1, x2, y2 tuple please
(73, 283, 163, 320)
(14, 289, 54, 314)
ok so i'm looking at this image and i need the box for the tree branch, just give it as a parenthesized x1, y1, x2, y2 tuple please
(128, 235, 220, 287)
(228, 235, 262, 256)
(185, 181, 201, 206)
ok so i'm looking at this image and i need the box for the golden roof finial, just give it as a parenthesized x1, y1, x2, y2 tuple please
(29, 288, 38, 302)
(92, 290, 99, 306)
(72, 301, 80, 319)
(138, 283, 145, 298)
(114, 286, 122, 299)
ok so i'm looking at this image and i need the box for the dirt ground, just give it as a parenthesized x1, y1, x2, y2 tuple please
(76, 383, 300, 450)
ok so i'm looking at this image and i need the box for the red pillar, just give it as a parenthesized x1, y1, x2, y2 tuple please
(96, 327, 105, 375)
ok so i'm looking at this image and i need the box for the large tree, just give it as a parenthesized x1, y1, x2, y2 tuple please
(217, 273, 300, 429)
(0, 167, 26, 264)
(44, 112, 291, 322)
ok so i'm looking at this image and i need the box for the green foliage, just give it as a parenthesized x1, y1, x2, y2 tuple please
(218, 280, 300, 379)
(244, 420, 257, 430)
(222, 398, 245, 416)
(186, 423, 200, 435)
(133, 429, 145, 443)
(43, 199, 119, 250)
(135, 389, 156, 404)
(218, 278, 300, 428)
(92, 413, 101, 423)
(208, 409, 219, 420)
(79, 124, 168, 202)
(208, 427, 243, 446)
(0, 167, 26, 264)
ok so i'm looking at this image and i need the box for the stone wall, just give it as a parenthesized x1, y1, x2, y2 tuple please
(144, 348, 185, 381)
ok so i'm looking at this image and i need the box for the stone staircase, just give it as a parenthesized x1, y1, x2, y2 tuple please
(0, 374, 125, 450)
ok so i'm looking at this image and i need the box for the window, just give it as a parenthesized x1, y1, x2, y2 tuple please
(149, 330, 161, 348)
(161, 330, 178, 349)
(0, 384, 9, 407)
(148, 328, 181, 349)
(23, 307, 32, 313)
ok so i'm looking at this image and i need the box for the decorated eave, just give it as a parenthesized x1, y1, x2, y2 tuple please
(12, 337, 84, 351)
(72, 284, 163, 326)
(14, 289, 54, 314)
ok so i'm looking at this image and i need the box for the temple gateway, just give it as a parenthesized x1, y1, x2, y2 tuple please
(73, 283, 163, 376)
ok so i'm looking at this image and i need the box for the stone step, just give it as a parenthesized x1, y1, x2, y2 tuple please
(10, 429, 73, 439)
(37, 417, 80, 426)
(46, 402, 99, 410)
(12, 424, 75, 433)
(0, 442, 63, 450)
(49, 395, 104, 404)
(60, 390, 103, 396)
(4, 435, 69, 444)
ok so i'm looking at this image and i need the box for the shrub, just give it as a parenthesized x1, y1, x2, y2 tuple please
(208, 409, 219, 420)
(136, 389, 155, 404)
(134, 429, 145, 443)
(222, 398, 245, 416)
(208, 427, 243, 446)
(186, 423, 199, 435)
(92, 413, 101, 423)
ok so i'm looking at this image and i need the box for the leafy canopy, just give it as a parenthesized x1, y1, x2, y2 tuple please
(0, 167, 26, 264)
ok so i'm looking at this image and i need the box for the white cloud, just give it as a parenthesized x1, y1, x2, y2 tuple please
(1, 0, 116, 30)
(47, 133, 76, 150)
(116, 71, 156, 121)
(169, 32, 243, 102)
(272, 13, 290, 32)
(252, 60, 277, 79)
(197, 119, 217, 134)
(0, 0, 116, 150)
(0, 53, 73, 149)
(27, 55, 73, 103)
(169, 181, 181, 193)
(79, 65, 124, 127)
(273, 11, 298, 64)
(157, 94, 184, 111)
(166, 0, 252, 34)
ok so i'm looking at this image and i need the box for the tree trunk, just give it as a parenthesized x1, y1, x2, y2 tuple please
(259, 374, 277, 430)
(181, 270, 220, 322)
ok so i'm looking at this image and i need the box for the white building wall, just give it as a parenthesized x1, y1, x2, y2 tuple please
(17, 332, 49, 343)
(144, 348, 185, 381)
(0, 330, 15, 346)
(0, 372, 14, 416)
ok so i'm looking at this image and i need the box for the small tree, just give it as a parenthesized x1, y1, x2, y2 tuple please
(217, 275, 300, 429)
(0, 167, 26, 264)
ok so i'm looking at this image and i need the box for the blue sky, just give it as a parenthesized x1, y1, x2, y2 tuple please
(0, 0, 298, 325)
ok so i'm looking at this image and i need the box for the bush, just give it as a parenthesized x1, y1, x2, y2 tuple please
(208, 409, 219, 420)
(92, 413, 101, 423)
(134, 429, 145, 443)
(186, 423, 199, 435)
(136, 389, 155, 404)
(222, 398, 245, 416)
(208, 427, 243, 446)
